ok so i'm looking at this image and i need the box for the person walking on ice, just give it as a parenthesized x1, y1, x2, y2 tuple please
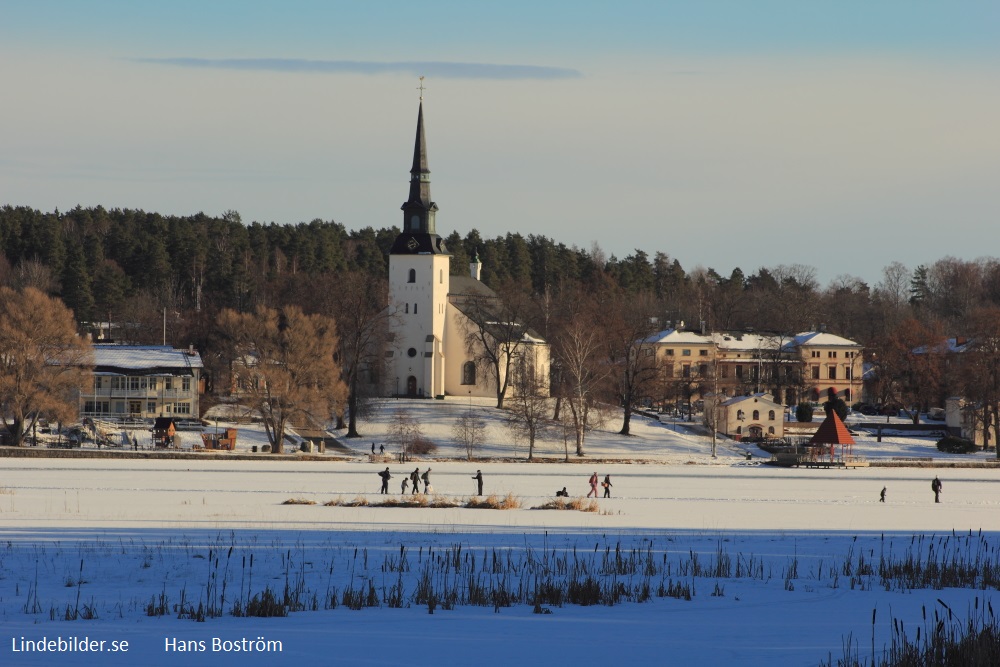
(603, 474, 613, 498)
(378, 467, 391, 494)
(401, 477, 408, 494)
(587, 472, 599, 498)
(932, 476, 943, 503)
(410, 468, 421, 494)
(879, 486, 886, 503)
(472, 470, 483, 496)
(421, 468, 432, 493)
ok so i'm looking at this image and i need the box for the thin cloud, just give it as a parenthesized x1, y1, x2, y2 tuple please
(132, 57, 582, 80)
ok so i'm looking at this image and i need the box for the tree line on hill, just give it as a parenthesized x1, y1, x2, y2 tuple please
(2, 204, 1000, 449)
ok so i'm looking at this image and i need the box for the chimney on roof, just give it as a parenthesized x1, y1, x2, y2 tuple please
(700, 320, 706, 335)
(678, 320, 685, 331)
(819, 323, 827, 332)
(187, 344, 195, 356)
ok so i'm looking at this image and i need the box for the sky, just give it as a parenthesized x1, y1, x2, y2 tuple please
(2, 1, 999, 285)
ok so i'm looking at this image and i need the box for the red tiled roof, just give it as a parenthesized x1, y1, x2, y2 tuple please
(809, 411, 856, 445)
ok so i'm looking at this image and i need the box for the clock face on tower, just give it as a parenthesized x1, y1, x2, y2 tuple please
(407, 237, 419, 250)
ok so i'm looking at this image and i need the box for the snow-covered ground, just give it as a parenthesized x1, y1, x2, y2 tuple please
(2, 399, 999, 666)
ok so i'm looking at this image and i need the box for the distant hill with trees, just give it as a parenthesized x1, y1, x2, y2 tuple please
(4, 204, 1000, 439)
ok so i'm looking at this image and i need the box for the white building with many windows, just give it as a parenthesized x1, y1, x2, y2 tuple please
(80, 345, 203, 421)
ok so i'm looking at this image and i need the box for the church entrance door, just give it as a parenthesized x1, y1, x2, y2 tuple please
(406, 376, 417, 396)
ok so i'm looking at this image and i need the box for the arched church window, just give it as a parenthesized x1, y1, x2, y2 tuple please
(768, 426, 775, 434)
(408, 269, 416, 283)
(768, 410, 775, 420)
(752, 410, 760, 420)
(462, 361, 476, 386)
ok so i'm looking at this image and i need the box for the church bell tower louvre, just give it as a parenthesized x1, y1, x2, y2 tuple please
(388, 89, 451, 399)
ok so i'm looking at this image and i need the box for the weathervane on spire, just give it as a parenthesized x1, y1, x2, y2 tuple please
(417, 76, 426, 102)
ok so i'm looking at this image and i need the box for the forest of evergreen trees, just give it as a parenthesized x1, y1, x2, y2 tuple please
(3, 204, 999, 348)
(6, 203, 1000, 438)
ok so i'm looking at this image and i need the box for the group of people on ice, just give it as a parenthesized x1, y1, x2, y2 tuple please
(556, 472, 613, 498)
(377, 466, 434, 494)
(376, 467, 487, 496)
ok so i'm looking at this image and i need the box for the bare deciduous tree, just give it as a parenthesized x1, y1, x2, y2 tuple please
(553, 294, 613, 456)
(503, 353, 551, 460)
(868, 318, 947, 423)
(217, 305, 347, 453)
(606, 291, 662, 435)
(387, 408, 422, 461)
(312, 271, 393, 438)
(459, 280, 537, 409)
(453, 407, 487, 461)
(0, 287, 92, 446)
(959, 307, 1000, 453)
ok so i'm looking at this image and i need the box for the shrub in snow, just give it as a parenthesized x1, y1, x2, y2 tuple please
(936, 435, 978, 454)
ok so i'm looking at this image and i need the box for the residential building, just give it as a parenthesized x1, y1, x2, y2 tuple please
(706, 393, 785, 440)
(647, 327, 863, 408)
(80, 345, 203, 421)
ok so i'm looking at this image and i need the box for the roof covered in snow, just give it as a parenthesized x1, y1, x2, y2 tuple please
(92, 345, 204, 375)
(785, 332, 862, 349)
(720, 392, 781, 407)
(643, 328, 713, 344)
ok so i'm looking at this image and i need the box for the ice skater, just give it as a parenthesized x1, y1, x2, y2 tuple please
(932, 476, 942, 503)
(378, 467, 391, 494)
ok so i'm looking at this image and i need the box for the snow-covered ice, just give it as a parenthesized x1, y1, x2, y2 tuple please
(2, 399, 998, 666)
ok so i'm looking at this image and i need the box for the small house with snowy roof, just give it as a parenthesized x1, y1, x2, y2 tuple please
(708, 393, 784, 441)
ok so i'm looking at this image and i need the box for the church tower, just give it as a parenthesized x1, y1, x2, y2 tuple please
(388, 100, 451, 398)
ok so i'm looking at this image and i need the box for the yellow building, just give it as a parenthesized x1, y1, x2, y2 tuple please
(648, 327, 862, 409)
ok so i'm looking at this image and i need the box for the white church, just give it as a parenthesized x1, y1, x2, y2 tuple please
(385, 102, 549, 401)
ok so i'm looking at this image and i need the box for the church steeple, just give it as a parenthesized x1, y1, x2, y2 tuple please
(403, 101, 437, 231)
(391, 97, 448, 255)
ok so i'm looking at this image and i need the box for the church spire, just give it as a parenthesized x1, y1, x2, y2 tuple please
(407, 101, 433, 210)
(391, 85, 447, 256)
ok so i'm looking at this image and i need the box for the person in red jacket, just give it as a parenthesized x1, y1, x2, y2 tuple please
(587, 472, 599, 498)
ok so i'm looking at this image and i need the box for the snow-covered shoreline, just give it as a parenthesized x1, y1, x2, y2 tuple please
(3, 401, 999, 666)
